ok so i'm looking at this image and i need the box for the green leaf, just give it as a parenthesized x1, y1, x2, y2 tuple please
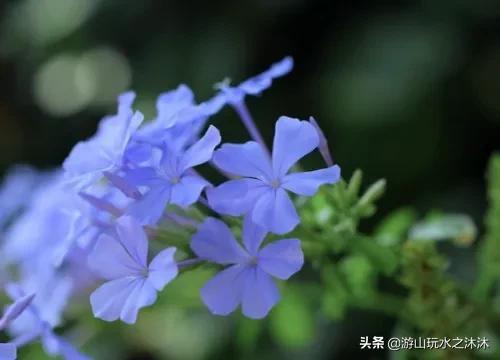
(351, 236, 399, 275)
(358, 179, 386, 207)
(339, 255, 376, 299)
(346, 169, 363, 200)
(270, 287, 315, 348)
(375, 207, 417, 246)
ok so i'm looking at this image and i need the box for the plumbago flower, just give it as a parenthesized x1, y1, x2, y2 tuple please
(63, 91, 143, 189)
(191, 216, 304, 319)
(207, 56, 293, 150)
(123, 125, 221, 225)
(0, 55, 345, 358)
(0, 165, 41, 230)
(207, 116, 341, 234)
(5, 283, 89, 360)
(0, 292, 35, 360)
(0, 343, 16, 360)
(209, 56, 294, 109)
(134, 84, 212, 149)
(88, 216, 178, 324)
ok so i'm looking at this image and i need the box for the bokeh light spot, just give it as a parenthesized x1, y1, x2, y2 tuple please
(34, 54, 93, 117)
(75, 47, 132, 107)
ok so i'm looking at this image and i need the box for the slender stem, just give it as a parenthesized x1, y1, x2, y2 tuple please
(232, 101, 270, 156)
(79, 192, 123, 217)
(177, 258, 204, 269)
(164, 212, 200, 228)
(309, 117, 334, 167)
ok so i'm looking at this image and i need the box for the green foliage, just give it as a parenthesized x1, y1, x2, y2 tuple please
(294, 159, 500, 358)
(269, 286, 315, 348)
(474, 154, 500, 301)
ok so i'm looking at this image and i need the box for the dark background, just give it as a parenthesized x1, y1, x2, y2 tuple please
(1, 1, 500, 359)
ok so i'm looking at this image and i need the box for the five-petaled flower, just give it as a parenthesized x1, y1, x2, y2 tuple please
(124, 125, 221, 225)
(207, 116, 341, 234)
(63, 92, 143, 190)
(88, 216, 178, 324)
(191, 216, 304, 319)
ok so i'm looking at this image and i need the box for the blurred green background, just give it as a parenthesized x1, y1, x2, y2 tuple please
(1, 0, 500, 359)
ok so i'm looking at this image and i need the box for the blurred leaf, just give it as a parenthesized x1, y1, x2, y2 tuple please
(339, 255, 375, 299)
(474, 153, 500, 300)
(270, 287, 315, 348)
(409, 213, 477, 246)
(375, 207, 417, 246)
(236, 317, 263, 352)
(346, 169, 362, 200)
(351, 236, 399, 275)
(321, 266, 349, 320)
(158, 267, 215, 308)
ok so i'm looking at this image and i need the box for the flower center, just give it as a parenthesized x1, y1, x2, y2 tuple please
(170, 176, 180, 185)
(248, 256, 259, 266)
(270, 179, 281, 189)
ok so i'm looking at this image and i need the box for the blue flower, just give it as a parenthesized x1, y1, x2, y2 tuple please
(209, 56, 294, 109)
(123, 125, 221, 225)
(131, 85, 218, 160)
(88, 216, 178, 324)
(0, 343, 16, 360)
(191, 216, 304, 319)
(5, 283, 89, 360)
(1, 172, 71, 266)
(0, 166, 41, 231)
(63, 91, 144, 189)
(5, 267, 73, 334)
(207, 116, 341, 234)
(0, 291, 34, 360)
(0, 293, 34, 331)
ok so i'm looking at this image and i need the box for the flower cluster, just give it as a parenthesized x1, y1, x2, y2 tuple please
(0, 56, 340, 359)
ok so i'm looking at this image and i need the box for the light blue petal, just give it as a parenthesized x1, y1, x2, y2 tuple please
(63, 109, 143, 189)
(0, 343, 16, 360)
(206, 179, 268, 216)
(156, 84, 195, 128)
(242, 215, 267, 256)
(191, 218, 248, 264)
(90, 277, 156, 324)
(281, 165, 341, 196)
(148, 247, 178, 291)
(127, 185, 171, 225)
(90, 277, 134, 322)
(120, 279, 157, 324)
(62, 140, 112, 189)
(239, 56, 294, 96)
(41, 330, 90, 360)
(200, 264, 248, 316)
(114, 216, 149, 268)
(88, 235, 144, 281)
(124, 167, 162, 187)
(241, 267, 280, 319)
(178, 125, 221, 172)
(252, 188, 299, 235)
(271, 116, 319, 178)
(170, 175, 210, 208)
(258, 239, 304, 280)
(213, 142, 273, 180)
